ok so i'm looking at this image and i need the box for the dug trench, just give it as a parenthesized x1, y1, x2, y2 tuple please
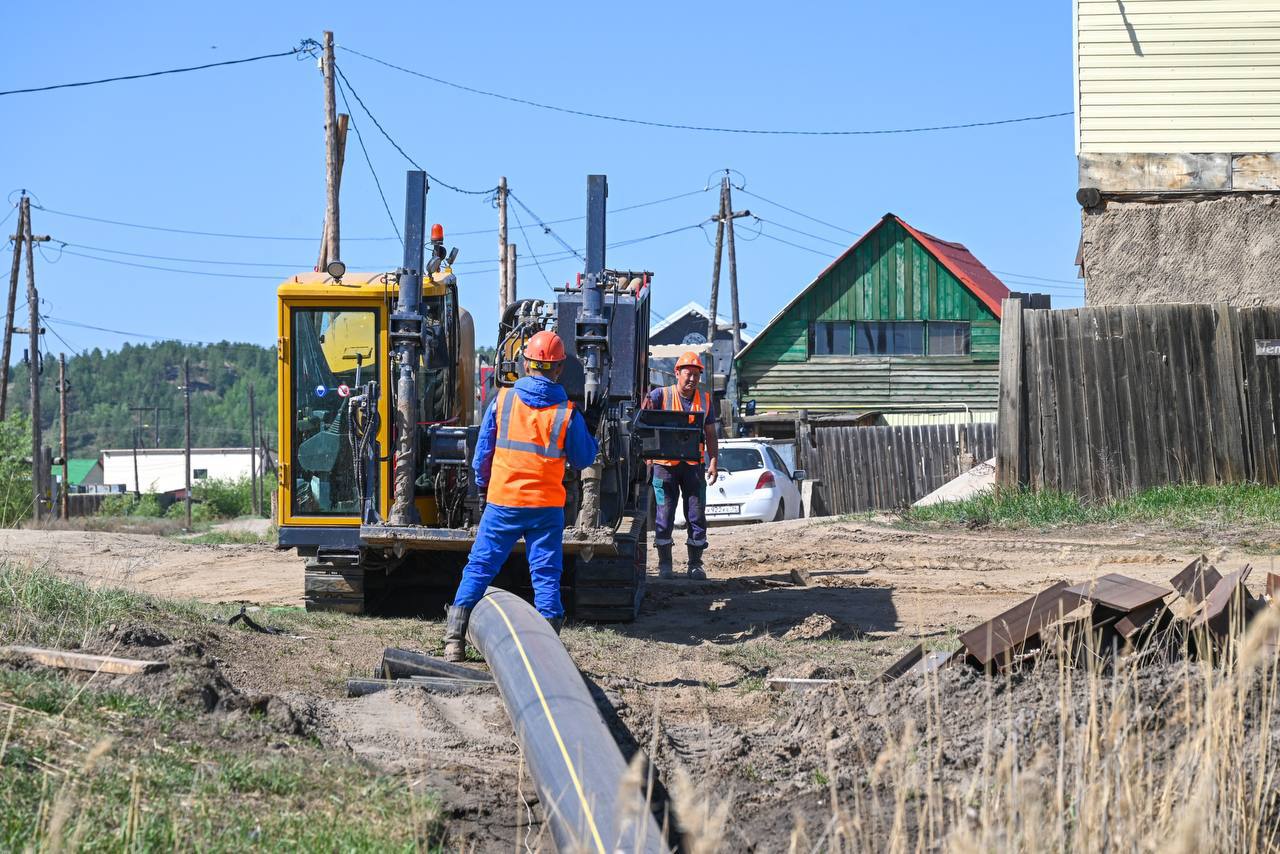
(1, 516, 1278, 849)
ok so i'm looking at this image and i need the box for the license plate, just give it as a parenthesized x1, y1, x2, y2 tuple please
(706, 504, 741, 517)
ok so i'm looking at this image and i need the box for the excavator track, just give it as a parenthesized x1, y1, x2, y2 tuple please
(303, 555, 385, 614)
(570, 510, 648, 622)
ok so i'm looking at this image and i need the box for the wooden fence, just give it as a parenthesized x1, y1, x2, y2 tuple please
(997, 301, 1280, 501)
(811, 423, 996, 514)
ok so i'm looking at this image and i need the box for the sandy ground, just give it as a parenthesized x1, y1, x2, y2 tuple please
(3, 517, 1277, 848)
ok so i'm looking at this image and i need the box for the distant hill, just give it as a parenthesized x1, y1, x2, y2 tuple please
(3, 341, 277, 458)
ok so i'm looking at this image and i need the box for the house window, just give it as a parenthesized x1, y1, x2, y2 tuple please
(809, 321, 851, 356)
(854, 322, 925, 356)
(193, 469, 208, 480)
(928, 321, 971, 356)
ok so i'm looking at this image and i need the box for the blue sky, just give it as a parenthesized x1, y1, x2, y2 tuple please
(2, 1, 1079, 358)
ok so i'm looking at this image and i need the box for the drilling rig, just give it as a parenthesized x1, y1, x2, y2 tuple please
(275, 172, 703, 620)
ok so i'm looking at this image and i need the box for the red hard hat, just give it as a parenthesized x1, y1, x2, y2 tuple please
(523, 331, 567, 363)
(675, 351, 704, 372)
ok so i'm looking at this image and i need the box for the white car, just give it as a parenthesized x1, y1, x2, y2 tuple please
(673, 440, 805, 527)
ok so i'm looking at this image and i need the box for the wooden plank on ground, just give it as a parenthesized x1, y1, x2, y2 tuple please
(1066, 573, 1169, 612)
(2, 646, 168, 675)
(997, 298, 1024, 489)
(1170, 556, 1223, 607)
(958, 581, 1086, 667)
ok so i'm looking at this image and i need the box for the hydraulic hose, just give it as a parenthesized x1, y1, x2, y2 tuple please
(468, 589, 666, 853)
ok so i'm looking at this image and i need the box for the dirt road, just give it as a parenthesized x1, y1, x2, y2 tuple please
(3, 518, 1274, 848)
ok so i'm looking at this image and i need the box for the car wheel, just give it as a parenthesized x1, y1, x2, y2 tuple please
(772, 500, 785, 523)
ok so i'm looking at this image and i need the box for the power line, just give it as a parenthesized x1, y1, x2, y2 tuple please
(507, 193, 583, 261)
(754, 217, 847, 247)
(1, 44, 309, 97)
(335, 73, 402, 245)
(754, 231, 836, 258)
(737, 189, 858, 236)
(991, 269, 1082, 286)
(332, 62, 496, 196)
(55, 241, 304, 268)
(509, 203, 554, 291)
(44, 315, 218, 346)
(340, 45, 1071, 136)
(34, 203, 396, 242)
(40, 315, 84, 357)
(55, 247, 281, 280)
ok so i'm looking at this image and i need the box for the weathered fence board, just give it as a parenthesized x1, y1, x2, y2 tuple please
(812, 423, 996, 514)
(998, 304, 1280, 500)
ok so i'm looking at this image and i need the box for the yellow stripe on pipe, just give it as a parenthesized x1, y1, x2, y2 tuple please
(487, 596, 607, 854)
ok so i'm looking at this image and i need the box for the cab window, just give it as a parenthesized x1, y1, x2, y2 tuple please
(291, 308, 378, 516)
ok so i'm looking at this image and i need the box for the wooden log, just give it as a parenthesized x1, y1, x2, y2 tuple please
(2, 646, 167, 675)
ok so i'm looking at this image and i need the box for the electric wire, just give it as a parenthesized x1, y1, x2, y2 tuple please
(451, 187, 709, 237)
(0, 44, 309, 97)
(43, 315, 217, 346)
(754, 231, 837, 258)
(736, 189, 858, 236)
(753, 216, 846, 247)
(339, 45, 1071, 136)
(507, 193, 584, 261)
(33, 204, 394, 242)
(332, 63, 496, 196)
(54, 241, 304, 268)
(40, 314, 84, 357)
(55, 247, 280, 280)
(509, 203, 555, 291)
(335, 74, 402, 245)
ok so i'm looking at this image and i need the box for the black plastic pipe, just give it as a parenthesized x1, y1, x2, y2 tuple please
(469, 588, 666, 853)
(380, 647, 493, 682)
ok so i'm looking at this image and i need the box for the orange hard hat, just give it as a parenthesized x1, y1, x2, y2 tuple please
(523, 330, 567, 363)
(675, 351, 704, 372)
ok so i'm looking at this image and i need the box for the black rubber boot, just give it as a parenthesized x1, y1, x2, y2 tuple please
(687, 544, 707, 581)
(443, 605, 471, 662)
(548, 616, 565, 635)
(656, 543, 674, 579)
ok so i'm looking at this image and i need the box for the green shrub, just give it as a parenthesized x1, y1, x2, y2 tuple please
(164, 500, 213, 524)
(194, 477, 254, 518)
(98, 493, 135, 517)
(0, 415, 32, 527)
(133, 493, 164, 518)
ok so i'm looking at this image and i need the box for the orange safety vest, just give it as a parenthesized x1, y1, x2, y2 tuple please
(486, 387, 573, 508)
(653, 385, 708, 468)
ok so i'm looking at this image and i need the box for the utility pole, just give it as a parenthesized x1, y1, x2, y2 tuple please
(497, 176, 509, 317)
(257, 413, 267, 515)
(183, 359, 192, 529)
(321, 30, 341, 269)
(0, 197, 27, 420)
(706, 179, 727, 343)
(25, 196, 42, 523)
(248, 383, 259, 516)
(705, 173, 751, 353)
(129, 406, 150, 496)
(506, 243, 517, 308)
(58, 353, 68, 520)
(315, 113, 349, 271)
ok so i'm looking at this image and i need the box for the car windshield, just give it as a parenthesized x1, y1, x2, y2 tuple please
(719, 447, 764, 472)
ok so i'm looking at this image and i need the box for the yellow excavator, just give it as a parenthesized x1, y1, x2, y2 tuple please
(274, 172, 702, 620)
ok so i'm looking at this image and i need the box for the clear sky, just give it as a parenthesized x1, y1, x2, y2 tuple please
(2, 1, 1079, 359)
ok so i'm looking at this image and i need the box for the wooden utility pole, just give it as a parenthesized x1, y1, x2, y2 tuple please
(706, 174, 751, 353)
(129, 407, 148, 497)
(0, 198, 27, 420)
(183, 359, 192, 529)
(315, 113, 349, 271)
(322, 30, 341, 269)
(58, 353, 68, 520)
(257, 413, 267, 515)
(25, 197, 41, 523)
(506, 243, 517, 308)
(497, 176, 509, 316)
(706, 179, 727, 343)
(248, 383, 259, 516)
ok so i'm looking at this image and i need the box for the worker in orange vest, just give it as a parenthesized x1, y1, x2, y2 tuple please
(643, 351, 719, 579)
(444, 331, 598, 661)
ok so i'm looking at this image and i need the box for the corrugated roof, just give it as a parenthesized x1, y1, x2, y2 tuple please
(736, 213, 1009, 362)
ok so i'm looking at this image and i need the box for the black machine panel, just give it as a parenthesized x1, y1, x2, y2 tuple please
(554, 291, 644, 406)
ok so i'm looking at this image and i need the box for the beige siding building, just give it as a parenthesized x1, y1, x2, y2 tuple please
(1075, 0, 1280, 306)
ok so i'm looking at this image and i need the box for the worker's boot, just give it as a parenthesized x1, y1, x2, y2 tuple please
(687, 544, 707, 581)
(442, 605, 471, 663)
(547, 616, 565, 635)
(656, 543, 674, 579)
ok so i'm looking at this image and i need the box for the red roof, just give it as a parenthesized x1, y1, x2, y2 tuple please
(891, 217, 1009, 316)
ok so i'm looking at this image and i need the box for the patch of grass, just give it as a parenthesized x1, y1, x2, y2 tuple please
(0, 562, 204, 649)
(900, 483, 1280, 529)
(737, 675, 767, 693)
(182, 529, 272, 546)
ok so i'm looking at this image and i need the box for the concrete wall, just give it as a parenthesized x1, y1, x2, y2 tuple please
(1082, 194, 1280, 307)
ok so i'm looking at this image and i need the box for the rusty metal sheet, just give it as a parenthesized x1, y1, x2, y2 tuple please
(903, 648, 960, 680)
(877, 643, 923, 683)
(1067, 574, 1169, 612)
(1190, 566, 1253, 635)
(1115, 601, 1165, 639)
(1170, 556, 1222, 607)
(958, 582, 1085, 667)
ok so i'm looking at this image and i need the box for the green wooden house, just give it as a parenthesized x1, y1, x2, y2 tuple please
(735, 213, 1012, 418)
